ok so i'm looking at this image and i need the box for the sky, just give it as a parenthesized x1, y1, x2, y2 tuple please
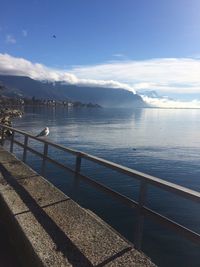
(1, 0, 200, 107)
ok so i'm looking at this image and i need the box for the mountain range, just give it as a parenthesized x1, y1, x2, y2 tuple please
(0, 75, 146, 108)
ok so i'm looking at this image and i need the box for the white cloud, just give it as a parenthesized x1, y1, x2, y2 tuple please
(70, 58, 200, 95)
(0, 53, 136, 92)
(5, 34, 16, 44)
(22, 30, 28, 37)
(141, 95, 200, 109)
(113, 53, 125, 58)
(1, 53, 200, 108)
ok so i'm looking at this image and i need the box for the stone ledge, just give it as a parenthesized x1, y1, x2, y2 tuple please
(0, 147, 156, 266)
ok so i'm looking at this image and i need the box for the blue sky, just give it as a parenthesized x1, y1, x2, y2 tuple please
(1, 0, 200, 107)
(1, 0, 200, 66)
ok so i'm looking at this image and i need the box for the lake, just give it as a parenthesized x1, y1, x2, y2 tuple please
(11, 106, 200, 267)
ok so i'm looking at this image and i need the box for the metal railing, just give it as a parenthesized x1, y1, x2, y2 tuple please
(0, 124, 200, 250)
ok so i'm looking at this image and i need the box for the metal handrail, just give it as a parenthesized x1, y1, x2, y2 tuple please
(0, 123, 200, 249)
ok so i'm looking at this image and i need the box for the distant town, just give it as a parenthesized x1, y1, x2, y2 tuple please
(0, 95, 101, 108)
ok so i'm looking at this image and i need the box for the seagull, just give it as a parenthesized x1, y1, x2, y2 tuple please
(36, 127, 49, 137)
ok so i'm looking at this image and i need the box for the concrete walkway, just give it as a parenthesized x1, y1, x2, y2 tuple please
(0, 146, 156, 267)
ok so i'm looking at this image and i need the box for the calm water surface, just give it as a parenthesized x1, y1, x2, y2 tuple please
(12, 107, 200, 267)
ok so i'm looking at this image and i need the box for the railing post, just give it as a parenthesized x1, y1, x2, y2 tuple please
(23, 135, 28, 162)
(1, 127, 5, 146)
(75, 153, 82, 174)
(10, 131, 15, 153)
(134, 179, 147, 250)
(73, 153, 82, 199)
(41, 143, 48, 176)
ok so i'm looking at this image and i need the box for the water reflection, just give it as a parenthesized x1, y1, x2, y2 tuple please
(12, 106, 200, 267)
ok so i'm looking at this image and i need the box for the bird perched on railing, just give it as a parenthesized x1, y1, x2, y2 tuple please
(36, 127, 49, 137)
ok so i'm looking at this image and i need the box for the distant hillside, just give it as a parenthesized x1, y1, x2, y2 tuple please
(0, 75, 146, 108)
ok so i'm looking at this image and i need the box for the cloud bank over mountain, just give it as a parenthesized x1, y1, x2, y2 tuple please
(70, 57, 200, 108)
(70, 58, 200, 96)
(0, 53, 136, 93)
(1, 53, 200, 108)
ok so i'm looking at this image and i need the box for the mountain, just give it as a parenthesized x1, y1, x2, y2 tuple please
(137, 90, 159, 98)
(0, 75, 146, 107)
(138, 89, 174, 101)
